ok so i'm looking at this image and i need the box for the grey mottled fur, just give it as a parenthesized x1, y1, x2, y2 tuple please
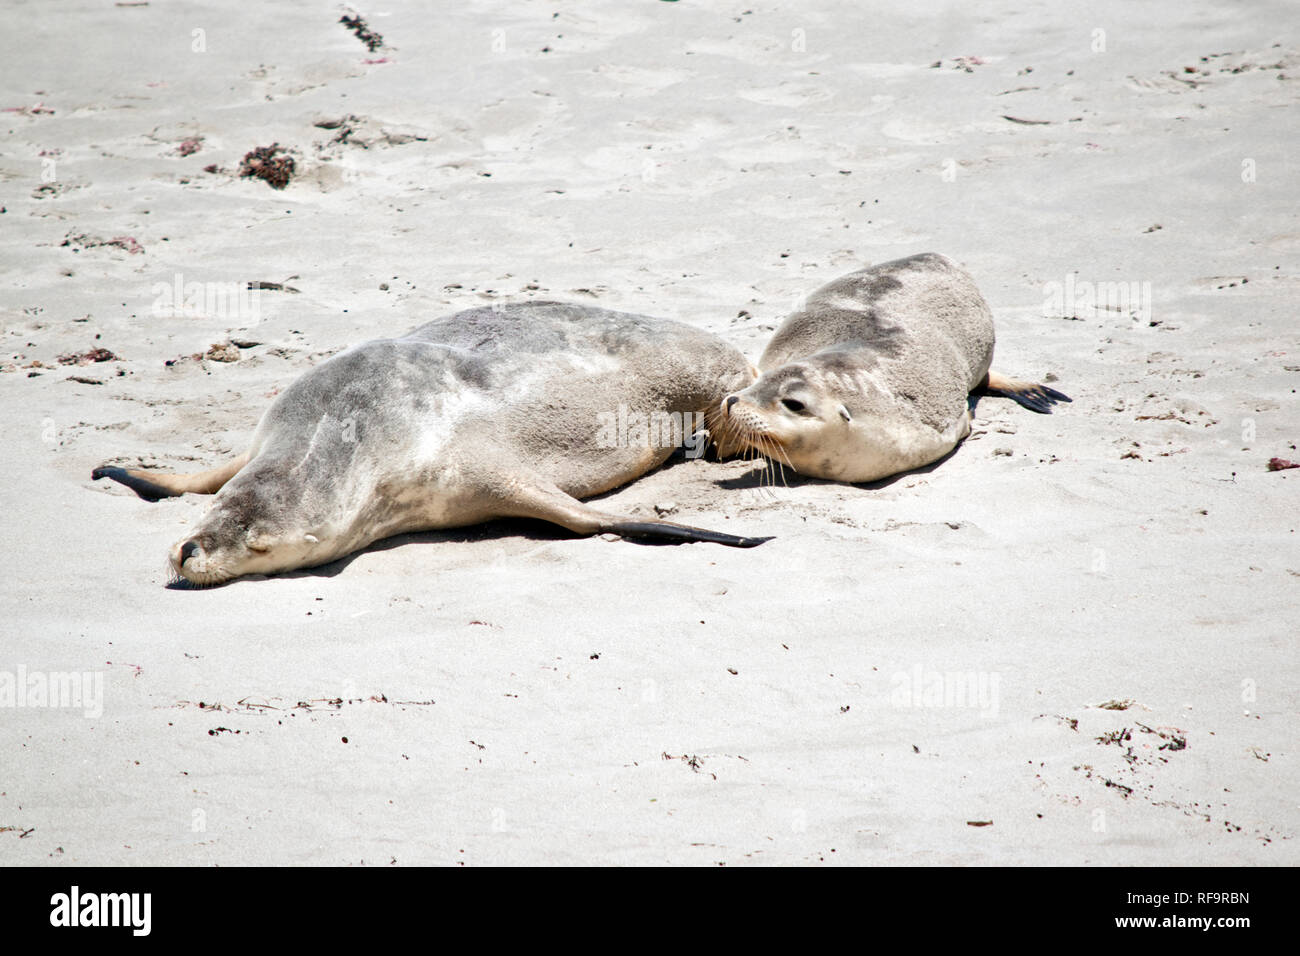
(104, 302, 765, 584)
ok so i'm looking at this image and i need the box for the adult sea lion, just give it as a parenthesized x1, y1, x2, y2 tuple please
(716, 253, 1070, 483)
(93, 302, 769, 585)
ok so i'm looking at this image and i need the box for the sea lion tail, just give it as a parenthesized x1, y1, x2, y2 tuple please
(92, 453, 250, 501)
(980, 371, 1072, 414)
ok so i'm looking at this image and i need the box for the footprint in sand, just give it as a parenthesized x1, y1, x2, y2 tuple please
(736, 82, 834, 108)
(588, 64, 691, 97)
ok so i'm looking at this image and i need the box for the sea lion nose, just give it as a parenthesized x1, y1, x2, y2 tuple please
(725, 395, 739, 414)
(179, 539, 200, 565)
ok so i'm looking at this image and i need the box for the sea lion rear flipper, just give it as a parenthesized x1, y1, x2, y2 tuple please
(602, 520, 772, 548)
(502, 479, 772, 549)
(92, 453, 250, 501)
(980, 371, 1072, 414)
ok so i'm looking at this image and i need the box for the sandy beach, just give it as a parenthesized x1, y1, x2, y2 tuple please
(1, 0, 1296, 865)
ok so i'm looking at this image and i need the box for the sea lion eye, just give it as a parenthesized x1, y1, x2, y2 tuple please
(781, 398, 806, 414)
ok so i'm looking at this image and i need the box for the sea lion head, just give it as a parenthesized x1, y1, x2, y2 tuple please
(718, 350, 932, 483)
(169, 459, 338, 585)
(718, 358, 867, 481)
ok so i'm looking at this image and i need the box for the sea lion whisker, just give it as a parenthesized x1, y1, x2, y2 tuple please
(765, 438, 790, 491)
(760, 431, 795, 480)
(756, 435, 780, 494)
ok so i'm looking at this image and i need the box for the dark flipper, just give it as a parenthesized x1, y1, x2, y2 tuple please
(981, 372, 1072, 414)
(91, 466, 177, 502)
(605, 521, 773, 548)
(499, 475, 774, 549)
(91, 454, 249, 500)
(986, 384, 1072, 414)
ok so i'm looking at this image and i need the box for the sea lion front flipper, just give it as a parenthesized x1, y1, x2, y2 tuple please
(92, 453, 250, 501)
(500, 478, 772, 549)
(980, 371, 1072, 414)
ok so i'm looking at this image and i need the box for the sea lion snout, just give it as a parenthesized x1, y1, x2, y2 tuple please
(172, 537, 210, 579)
(170, 534, 222, 583)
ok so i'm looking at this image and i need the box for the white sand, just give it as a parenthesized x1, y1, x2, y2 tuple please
(1, 0, 1296, 865)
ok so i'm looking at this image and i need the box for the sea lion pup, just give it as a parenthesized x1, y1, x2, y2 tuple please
(717, 253, 1070, 483)
(93, 302, 769, 585)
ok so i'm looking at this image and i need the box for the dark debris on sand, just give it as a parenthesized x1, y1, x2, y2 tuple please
(239, 144, 295, 190)
(340, 14, 384, 53)
(57, 347, 117, 366)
